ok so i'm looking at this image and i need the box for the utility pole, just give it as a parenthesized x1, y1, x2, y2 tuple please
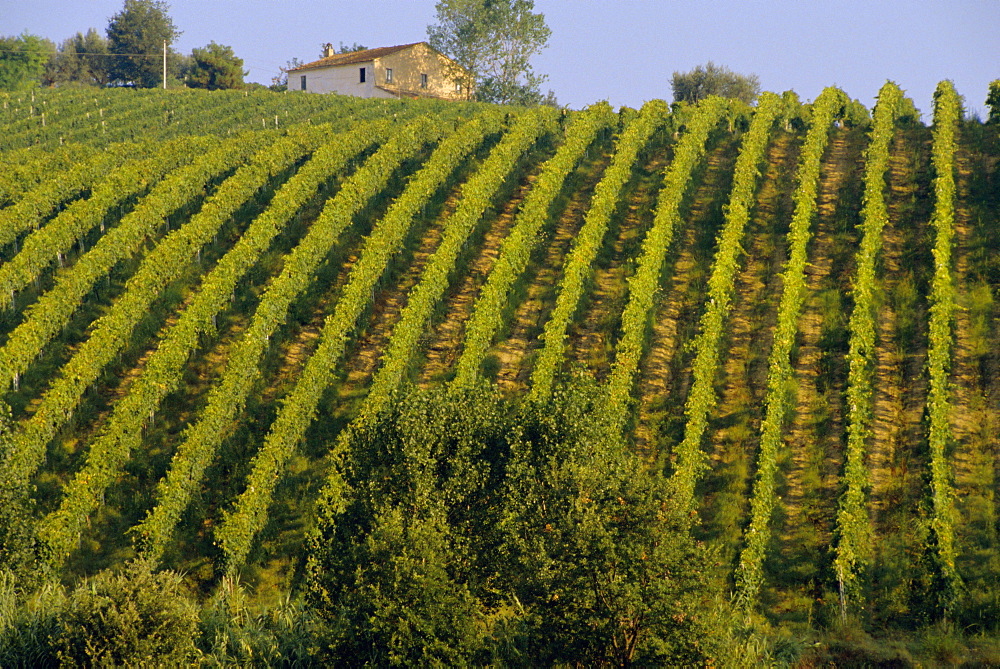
(163, 40, 167, 89)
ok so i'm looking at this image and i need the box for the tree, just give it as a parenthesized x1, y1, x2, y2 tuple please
(428, 0, 552, 105)
(987, 80, 1000, 124)
(306, 378, 726, 664)
(500, 381, 726, 666)
(270, 57, 302, 91)
(106, 0, 181, 87)
(186, 42, 245, 90)
(672, 62, 760, 106)
(43, 29, 110, 87)
(336, 42, 367, 54)
(0, 33, 54, 91)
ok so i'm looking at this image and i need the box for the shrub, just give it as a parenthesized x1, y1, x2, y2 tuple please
(51, 561, 199, 668)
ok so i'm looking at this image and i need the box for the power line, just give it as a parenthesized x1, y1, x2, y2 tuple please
(0, 48, 174, 59)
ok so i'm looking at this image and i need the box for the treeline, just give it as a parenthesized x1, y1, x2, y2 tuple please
(1, 0, 246, 92)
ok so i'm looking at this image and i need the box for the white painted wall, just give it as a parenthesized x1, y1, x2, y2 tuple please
(291, 44, 470, 100)
(299, 59, 381, 96)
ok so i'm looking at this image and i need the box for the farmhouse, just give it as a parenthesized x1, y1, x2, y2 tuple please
(287, 42, 471, 101)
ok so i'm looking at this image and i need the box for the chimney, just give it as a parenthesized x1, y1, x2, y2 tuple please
(323, 43, 334, 58)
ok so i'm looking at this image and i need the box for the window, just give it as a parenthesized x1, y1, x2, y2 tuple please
(300, 75, 307, 91)
(385, 68, 393, 83)
(420, 73, 428, 88)
(455, 81, 462, 94)
(359, 67, 366, 83)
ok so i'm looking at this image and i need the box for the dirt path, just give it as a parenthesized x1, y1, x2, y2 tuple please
(868, 130, 932, 536)
(772, 129, 859, 589)
(696, 133, 798, 555)
(331, 198, 454, 404)
(492, 149, 612, 393)
(416, 172, 537, 387)
(632, 139, 738, 454)
(567, 149, 668, 378)
(948, 146, 1000, 578)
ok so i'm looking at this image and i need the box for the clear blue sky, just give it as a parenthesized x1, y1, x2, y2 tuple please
(4, 0, 998, 117)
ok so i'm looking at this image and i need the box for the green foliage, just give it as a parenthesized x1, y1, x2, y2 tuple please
(428, 0, 552, 104)
(734, 86, 846, 610)
(133, 118, 424, 563)
(0, 127, 328, 567)
(0, 133, 261, 402)
(0, 135, 214, 314)
(670, 92, 783, 512)
(106, 0, 181, 88)
(307, 378, 725, 665)
(842, 97, 872, 128)
(198, 577, 323, 665)
(604, 95, 730, 434)
(925, 79, 962, 613)
(0, 403, 36, 578)
(306, 384, 509, 664)
(452, 102, 616, 389)
(39, 123, 385, 568)
(672, 62, 761, 106)
(51, 563, 200, 667)
(0, 143, 129, 258)
(336, 42, 368, 54)
(0, 563, 198, 667)
(187, 42, 245, 90)
(506, 381, 726, 666)
(358, 106, 558, 423)
(529, 100, 669, 404)
(0, 34, 53, 91)
(215, 111, 506, 572)
(0, 571, 66, 666)
(44, 29, 110, 87)
(835, 81, 903, 610)
(987, 80, 1000, 124)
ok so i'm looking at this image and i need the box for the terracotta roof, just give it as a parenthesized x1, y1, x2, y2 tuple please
(289, 42, 426, 72)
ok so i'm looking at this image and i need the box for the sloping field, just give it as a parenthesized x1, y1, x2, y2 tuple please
(0, 83, 997, 631)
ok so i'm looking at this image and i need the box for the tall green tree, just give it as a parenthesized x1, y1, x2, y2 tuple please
(306, 378, 725, 664)
(44, 29, 110, 87)
(106, 0, 181, 87)
(672, 61, 760, 105)
(186, 42, 245, 90)
(987, 79, 1000, 124)
(428, 0, 552, 105)
(0, 33, 53, 91)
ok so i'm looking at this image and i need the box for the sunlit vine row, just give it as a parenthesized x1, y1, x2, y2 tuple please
(0, 135, 212, 307)
(0, 134, 264, 394)
(734, 87, 846, 609)
(602, 96, 730, 434)
(0, 146, 133, 251)
(36, 122, 398, 566)
(925, 79, 962, 606)
(130, 118, 439, 563)
(0, 125, 328, 498)
(449, 102, 615, 390)
(0, 144, 94, 207)
(834, 81, 903, 605)
(357, 106, 558, 424)
(668, 92, 783, 513)
(213, 111, 506, 572)
(527, 100, 670, 404)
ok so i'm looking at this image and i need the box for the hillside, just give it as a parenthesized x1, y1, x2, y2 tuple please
(1, 84, 999, 662)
